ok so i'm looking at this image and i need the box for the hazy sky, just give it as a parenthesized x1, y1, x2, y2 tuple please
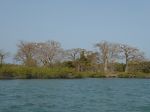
(0, 0, 150, 62)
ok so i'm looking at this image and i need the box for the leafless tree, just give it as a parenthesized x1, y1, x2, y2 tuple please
(15, 41, 37, 66)
(120, 44, 144, 72)
(65, 48, 85, 61)
(108, 43, 120, 71)
(95, 41, 120, 72)
(35, 40, 63, 66)
(95, 41, 110, 72)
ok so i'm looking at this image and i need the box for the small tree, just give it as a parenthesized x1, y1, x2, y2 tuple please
(65, 48, 84, 61)
(0, 49, 9, 67)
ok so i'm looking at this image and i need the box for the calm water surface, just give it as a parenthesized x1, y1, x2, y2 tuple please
(0, 78, 150, 112)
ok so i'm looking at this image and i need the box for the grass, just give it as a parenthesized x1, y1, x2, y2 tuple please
(0, 64, 150, 79)
(0, 65, 74, 79)
(118, 72, 150, 78)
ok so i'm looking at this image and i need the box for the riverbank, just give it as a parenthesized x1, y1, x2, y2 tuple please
(0, 65, 150, 79)
(0, 65, 104, 79)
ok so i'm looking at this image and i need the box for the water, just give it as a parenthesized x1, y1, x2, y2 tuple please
(0, 78, 150, 112)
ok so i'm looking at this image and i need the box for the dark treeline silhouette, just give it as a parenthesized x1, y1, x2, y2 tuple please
(0, 40, 150, 79)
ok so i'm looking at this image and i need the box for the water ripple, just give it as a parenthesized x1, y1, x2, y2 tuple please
(0, 79, 150, 112)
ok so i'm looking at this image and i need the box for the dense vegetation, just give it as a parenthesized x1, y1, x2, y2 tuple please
(0, 40, 150, 79)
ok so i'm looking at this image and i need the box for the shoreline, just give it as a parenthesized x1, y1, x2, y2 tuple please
(0, 73, 150, 80)
(0, 65, 150, 79)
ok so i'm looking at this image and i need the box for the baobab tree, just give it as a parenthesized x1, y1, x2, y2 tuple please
(95, 41, 110, 73)
(95, 41, 120, 73)
(15, 40, 63, 67)
(15, 41, 37, 67)
(35, 40, 63, 66)
(108, 43, 120, 71)
(120, 44, 144, 72)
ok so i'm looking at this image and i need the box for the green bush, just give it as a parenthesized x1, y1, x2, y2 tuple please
(0, 64, 150, 79)
(118, 72, 150, 78)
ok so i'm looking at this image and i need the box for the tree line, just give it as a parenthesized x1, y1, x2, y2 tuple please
(1, 40, 149, 74)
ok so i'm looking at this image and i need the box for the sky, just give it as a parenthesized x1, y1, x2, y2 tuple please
(0, 0, 150, 62)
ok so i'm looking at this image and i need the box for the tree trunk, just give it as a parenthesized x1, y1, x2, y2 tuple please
(104, 58, 108, 73)
(0, 56, 3, 67)
(125, 57, 128, 72)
